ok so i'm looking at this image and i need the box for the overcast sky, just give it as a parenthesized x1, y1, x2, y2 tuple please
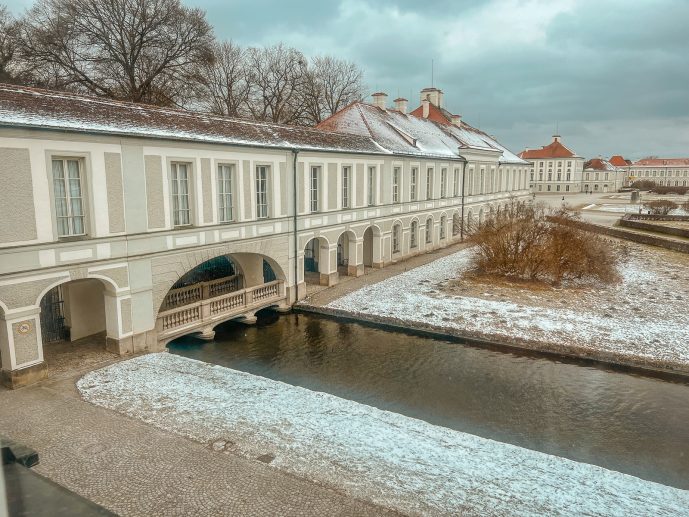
(7, 0, 689, 159)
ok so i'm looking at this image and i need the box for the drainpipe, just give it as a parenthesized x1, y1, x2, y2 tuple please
(460, 159, 467, 240)
(292, 149, 300, 303)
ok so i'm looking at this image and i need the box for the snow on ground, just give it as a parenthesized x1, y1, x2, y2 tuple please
(326, 243, 689, 371)
(78, 353, 689, 517)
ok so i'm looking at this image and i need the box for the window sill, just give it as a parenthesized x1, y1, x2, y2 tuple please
(57, 234, 88, 242)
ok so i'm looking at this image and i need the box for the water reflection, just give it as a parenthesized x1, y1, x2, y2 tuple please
(168, 311, 689, 489)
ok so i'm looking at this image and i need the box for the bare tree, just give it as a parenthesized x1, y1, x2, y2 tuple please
(0, 5, 27, 84)
(197, 40, 249, 117)
(21, 0, 214, 106)
(245, 44, 308, 124)
(303, 55, 364, 124)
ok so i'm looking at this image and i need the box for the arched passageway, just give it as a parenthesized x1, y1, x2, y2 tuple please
(156, 253, 287, 345)
(337, 231, 361, 276)
(362, 226, 382, 268)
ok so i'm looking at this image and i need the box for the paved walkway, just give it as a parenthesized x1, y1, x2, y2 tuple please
(0, 357, 395, 516)
(301, 240, 470, 307)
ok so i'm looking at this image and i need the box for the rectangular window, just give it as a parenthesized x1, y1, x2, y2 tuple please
(566, 185, 570, 192)
(310, 166, 320, 212)
(453, 168, 460, 196)
(52, 158, 85, 236)
(440, 168, 447, 198)
(393, 167, 401, 203)
(171, 162, 191, 227)
(566, 173, 571, 181)
(256, 165, 269, 219)
(342, 166, 350, 208)
(410, 167, 418, 201)
(217, 164, 234, 223)
(480, 169, 484, 194)
(368, 166, 376, 206)
(426, 168, 434, 199)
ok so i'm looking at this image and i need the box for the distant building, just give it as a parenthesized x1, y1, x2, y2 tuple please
(627, 158, 689, 187)
(608, 155, 632, 187)
(518, 135, 585, 194)
(582, 158, 625, 193)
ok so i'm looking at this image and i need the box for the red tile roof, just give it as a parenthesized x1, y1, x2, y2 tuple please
(518, 137, 577, 159)
(584, 158, 618, 171)
(632, 158, 689, 167)
(408, 102, 454, 125)
(609, 155, 630, 167)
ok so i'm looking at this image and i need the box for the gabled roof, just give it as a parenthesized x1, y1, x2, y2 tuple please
(0, 83, 386, 155)
(632, 157, 689, 167)
(609, 155, 630, 167)
(318, 102, 527, 164)
(408, 102, 456, 125)
(518, 137, 579, 160)
(584, 158, 619, 171)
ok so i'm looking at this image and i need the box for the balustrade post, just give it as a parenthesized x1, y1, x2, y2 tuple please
(245, 287, 253, 307)
(202, 282, 211, 300)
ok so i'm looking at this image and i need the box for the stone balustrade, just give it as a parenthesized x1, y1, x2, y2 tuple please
(156, 280, 285, 342)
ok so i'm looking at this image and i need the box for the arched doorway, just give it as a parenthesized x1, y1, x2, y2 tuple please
(337, 231, 359, 276)
(363, 227, 373, 267)
(304, 238, 320, 274)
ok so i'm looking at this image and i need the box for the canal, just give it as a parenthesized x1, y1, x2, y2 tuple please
(168, 311, 689, 490)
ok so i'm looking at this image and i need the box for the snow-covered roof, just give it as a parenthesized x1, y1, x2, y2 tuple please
(318, 102, 528, 165)
(0, 84, 386, 155)
(584, 158, 620, 171)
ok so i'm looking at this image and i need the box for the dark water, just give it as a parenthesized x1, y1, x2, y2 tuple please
(168, 311, 689, 489)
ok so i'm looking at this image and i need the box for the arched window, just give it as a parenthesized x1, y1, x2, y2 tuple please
(410, 221, 418, 248)
(425, 218, 433, 244)
(392, 224, 401, 253)
(440, 215, 446, 239)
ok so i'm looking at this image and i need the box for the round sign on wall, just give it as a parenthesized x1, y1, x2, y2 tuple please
(17, 321, 32, 335)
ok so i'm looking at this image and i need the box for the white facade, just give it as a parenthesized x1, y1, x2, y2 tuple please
(0, 85, 530, 387)
(627, 159, 689, 187)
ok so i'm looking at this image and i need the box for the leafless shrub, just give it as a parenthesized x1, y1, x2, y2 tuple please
(650, 185, 688, 195)
(630, 180, 656, 190)
(468, 203, 619, 286)
(644, 200, 678, 215)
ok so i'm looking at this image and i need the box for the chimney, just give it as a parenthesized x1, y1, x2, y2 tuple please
(420, 87, 443, 108)
(451, 114, 462, 127)
(422, 99, 430, 118)
(553, 134, 561, 143)
(394, 97, 408, 114)
(371, 92, 388, 110)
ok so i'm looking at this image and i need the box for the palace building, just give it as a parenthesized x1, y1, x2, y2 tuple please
(627, 157, 689, 187)
(0, 83, 530, 387)
(519, 135, 585, 193)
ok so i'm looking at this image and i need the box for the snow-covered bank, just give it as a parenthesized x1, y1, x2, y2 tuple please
(78, 354, 689, 517)
(325, 243, 689, 373)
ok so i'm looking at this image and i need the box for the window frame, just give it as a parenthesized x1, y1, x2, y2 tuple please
(310, 166, 320, 213)
(410, 167, 418, 201)
(426, 167, 434, 200)
(392, 166, 401, 203)
(256, 164, 270, 219)
(170, 161, 193, 227)
(217, 163, 235, 223)
(51, 156, 88, 238)
(342, 165, 351, 209)
(440, 167, 447, 198)
(367, 166, 376, 206)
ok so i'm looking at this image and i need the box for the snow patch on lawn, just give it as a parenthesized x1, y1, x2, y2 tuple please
(78, 353, 689, 517)
(326, 246, 689, 367)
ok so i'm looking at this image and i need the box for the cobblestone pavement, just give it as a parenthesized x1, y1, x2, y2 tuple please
(0, 367, 397, 516)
